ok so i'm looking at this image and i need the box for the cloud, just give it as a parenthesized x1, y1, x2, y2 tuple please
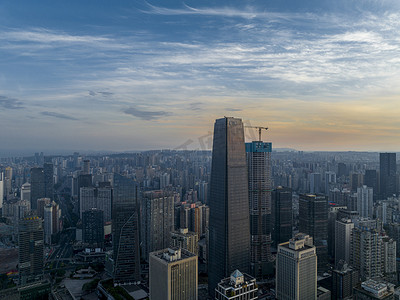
(88, 91, 114, 97)
(124, 106, 171, 120)
(0, 96, 24, 109)
(41, 111, 79, 120)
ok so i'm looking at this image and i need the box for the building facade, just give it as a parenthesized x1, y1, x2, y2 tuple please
(208, 117, 251, 295)
(149, 248, 197, 300)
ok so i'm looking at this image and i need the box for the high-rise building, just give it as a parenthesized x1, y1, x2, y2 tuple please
(310, 173, 322, 194)
(141, 190, 174, 260)
(170, 228, 198, 255)
(364, 170, 378, 200)
(112, 173, 140, 284)
(332, 262, 359, 300)
(357, 185, 373, 218)
(325, 171, 336, 194)
(335, 218, 354, 267)
(80, 187, 112, 222)
(82, 208, 104, 248)
(44, 204, 53, 244)
(30, 168, 45, 210)
(43, 163, 53, 200)
(350, 222, 395, 281)
(272, 186, 293, 248)
(246, 140, 272, 277)
(36, 198, 50, 219)
(380, 153, 397, 199)
(18, 215, 44, 285)
(83, 160, 90, 175)
(299, 194, 328, 270)
(20, 182, 31, 202)
(328, 204, 347, 258)
(276, 234, 317, 300)
(149, 248, 197, 300)
(215, 270, 258, 300)
(0, 172, 4, 209)
(208, 117, 250, 295)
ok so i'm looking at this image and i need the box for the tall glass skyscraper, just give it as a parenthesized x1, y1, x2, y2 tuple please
(380, 153, 397, 199)
(208, 117, 250, 295)
(246, 140, 272, 277)
(112, 173, 140, 284)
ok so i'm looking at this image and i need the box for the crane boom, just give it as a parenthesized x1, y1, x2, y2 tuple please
(245, 126, 268, 141)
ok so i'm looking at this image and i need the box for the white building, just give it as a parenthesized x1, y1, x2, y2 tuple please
(276, 233, 317, 300)
(357, 185, 373, 218)
(215, 270, 258, 300)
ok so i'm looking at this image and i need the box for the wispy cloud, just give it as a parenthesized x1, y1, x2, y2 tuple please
(124, 106, 171, 120)
(41, 111, 79, 120)
(0, 96, 24, 109)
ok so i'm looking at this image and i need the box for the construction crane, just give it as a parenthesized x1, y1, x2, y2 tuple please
(245, 126, 268, 141)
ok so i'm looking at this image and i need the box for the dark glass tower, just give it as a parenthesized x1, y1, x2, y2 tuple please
(208, 117, 250, 295)
(18, 215, 44, 285)
(272, 186, 293, 247)
(43, 162, 54, 200)
(82, 208, 104, 248)
(299, 194, 328, 271)
(246, 141, 272, 277)
(30, 167, 45, 210)
(380, 153, 397, 199)
(112, 173, 140, 284)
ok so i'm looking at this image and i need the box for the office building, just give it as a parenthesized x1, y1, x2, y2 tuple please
(43, 162, 53, 200)
(170, 228, 198, 255)
(299, 194, 328, 270)
(325, 171, 336, 194)
(364, 170, 378, 200)
(332, 262, 359, 300)
(310, 173, 322, 194)
(20, 182, 31, 202)
(272, 186, 293, 247)
(215, 270, 258, 300)
(112, 173, 140, 284)
(0, 172, 3, 209)
(246, 140, 272, 276)
(328, 204, 347, 258)
(83, 160, 90, 174)
(276, 234, 317, 300)
(380, 153, 397, 199)
(82, 208, 104, 248)
(208, 117, 250, 295)
(353, 280, 395, 300)
(30, 168, 44, 210)
(43, 204, 53, 244)
(357, 185, 374, 218)
(80, 186, 112, 222)
(149, 248, 197, 300)
(18, 215, 44, 285)
(335, 218, 354, 267)
(36, 198, 50, 219)
(141, 190, 174, 260)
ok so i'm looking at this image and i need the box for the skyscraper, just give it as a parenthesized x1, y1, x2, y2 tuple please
(30, 168, 45, 210)
(272, 186, 293, 247)
(208, 117, 250, 295)
(141, 190, 174, 260)
(364, 169, 378, 200)
(276, 234, 317, 300)
(149, 248, 197, 300)
(18, 215, 44, 285)
(309, 173, 322, 194)
(246, 140, 272, 277)
(335, 218, 354, 267)
(299, 194, 328, 270)
(43, 162, 54, 200)
(380, 153, 397, 199)
(82, 208, 104, 248)
(357, 185, 373, 218)
(112, 173, 140, 284)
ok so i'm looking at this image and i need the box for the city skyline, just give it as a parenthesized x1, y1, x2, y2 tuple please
(1, 1, 400, 153)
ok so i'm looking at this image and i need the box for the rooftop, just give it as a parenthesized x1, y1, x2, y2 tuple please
(150, 247, 196, 263)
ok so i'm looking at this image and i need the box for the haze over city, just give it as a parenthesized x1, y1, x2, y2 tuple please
(1, 0, 400, 154)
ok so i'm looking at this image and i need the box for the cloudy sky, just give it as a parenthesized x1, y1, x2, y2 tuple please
(1, 0, 400, 154)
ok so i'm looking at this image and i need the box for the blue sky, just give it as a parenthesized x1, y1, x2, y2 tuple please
(1, 0, 400, 154)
